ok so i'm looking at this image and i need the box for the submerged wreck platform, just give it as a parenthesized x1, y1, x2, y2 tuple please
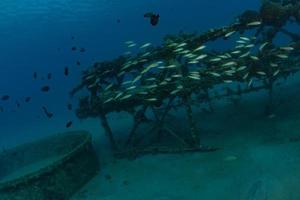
(0, 131, 99, 200)
(71, 0, 300, 159)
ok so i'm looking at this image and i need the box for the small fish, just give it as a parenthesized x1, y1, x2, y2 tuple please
(210, 58, 222, 62)
(25, 97, 31, 102)
(174, 48, 184, 53)
(208, 72, 221, 77)
(42, 106, 53, 118)
(171, 74, 183, 78)
(33, 72, 37, 80)
(244, 44, 255, 48)
(250, 56, 259, 61)
(103, 97, 114, 104)
(125, 40, 134, 45)
(76, 61, 81, 66)
(146, 84, 158, 89)
(126, 85, 136, 90)
(184, 53, 196, 58)
(248, 79, 253, 87)
(236, 40, 247, 44)
(122, 81, 132, 85)
(80, 48, 86, 52)
(256, 71, 266, 76)
(195, 54, 207, 60)
(270, 63, 278, 67)
(16, 101, 20, 108)
(222, 61, 237, 67)
(259, 42, 269, 51)
(165, 64, 177, 69)
(188, 60, 199, 64)
(145, 98, 157, 102)
(243, 72, 249, 80)
(224, 31, 236, 38)
(231, 50, 241, 54)
(124, 51, 132, 55)
(146, 77, 157, 81)
(144, 12, 160, 26)
(188, 75, 201, 80)
(85, 74, 95, 80)
(41, 85, 50, 92)
(117, 71, 126, 78)
(273, 69, 280, 76)
(237, 66, 247, 71)
(280, 46, 294, 51)
(114, 92, 124, 99)
(240, 36, 250, 41)
(247, 21, 262, 26)
(276, 54, 288, 59)
(235, 44, 245, 49)
(104, 84, 114, 91)
(137, 91, 148, 95)
(67, 103, 72, 110)
(170, 89, 181, 95)
(225, 53, 232, 58)
(120, 94, 132, 100)
(225, 69, 236, 74)
(71, 46, 77, 51)
(177, 43, 187, 48)
(1, 95, 10, 101)
(133, 75, 142, 83)
(239, 51, 250, 58)
(47, 73, 52, 80)
(66, 121, 73, 128)
(194, 45, 206, 51)
(128, 43, 137, 48)
(140, 43, 152, 49)
(160, 81, 168, 85)
(64, 67, 69, 76)
(141, 52, 151, 57)
(223, 80, 233, 83)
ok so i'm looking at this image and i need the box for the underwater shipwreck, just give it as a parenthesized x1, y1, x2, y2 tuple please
(72, 0, 300, 157)
(1, 0, 300, 199)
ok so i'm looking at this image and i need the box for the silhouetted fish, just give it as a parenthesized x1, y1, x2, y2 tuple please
(47, 73, 52, 80)
(25, 97, 31, 102)
(16, 101, 20, 108)
(66, 121, 73, 128)
(41, 85, 50, 92)
(144, 12, 160, 26)
(64, 67, 69, 76)
(42, 106, 53, 118)
(80, 48, 85, 53)
(33, 72, 37, 80)
(71, 36, 75, 40)
(76, 61, 81, 66)
(67, 103, 72, 110)
(71, 46, 77, 51)
(117, 19, 121, 23)
(1, 95, 10, 101)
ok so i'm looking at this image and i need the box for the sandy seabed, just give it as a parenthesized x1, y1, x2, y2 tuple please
(1, 80, 300, 200)
(70, 86, 300, 200)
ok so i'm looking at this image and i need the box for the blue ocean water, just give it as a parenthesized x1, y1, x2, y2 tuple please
(0, 0, 260, 145)
(3, 1, 300, 200)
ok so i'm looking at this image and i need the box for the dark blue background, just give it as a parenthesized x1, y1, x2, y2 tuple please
(0, 0, 260, 145)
